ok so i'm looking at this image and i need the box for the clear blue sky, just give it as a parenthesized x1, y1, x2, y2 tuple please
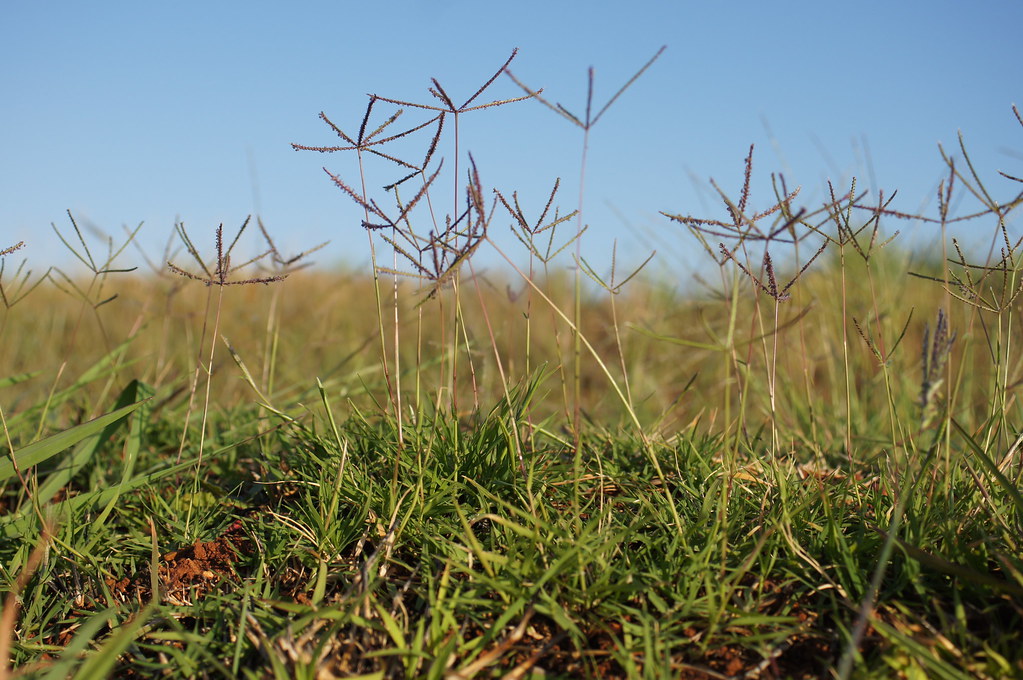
(3, 1, 1021, 278)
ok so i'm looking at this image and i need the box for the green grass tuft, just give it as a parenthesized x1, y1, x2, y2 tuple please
(2, 60, 1022, 679)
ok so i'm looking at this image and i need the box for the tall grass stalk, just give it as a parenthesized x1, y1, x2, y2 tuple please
(166, 220, 285, 535)
(508, 46, 665, 449)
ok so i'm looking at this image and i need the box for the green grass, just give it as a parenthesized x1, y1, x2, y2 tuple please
(2, 52, 1023, 678)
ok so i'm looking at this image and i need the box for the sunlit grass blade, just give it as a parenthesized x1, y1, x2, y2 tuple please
(952, 418, 1023, 533)
(36, 608, 119, 680)
(68, 604, 156, 680)
(0, 399, 146, 483)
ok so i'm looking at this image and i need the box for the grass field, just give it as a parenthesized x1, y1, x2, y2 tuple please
(2, 52, 1023, 679)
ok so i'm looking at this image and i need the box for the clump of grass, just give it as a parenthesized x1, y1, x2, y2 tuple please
(3, 58, 1023, 680)
(293, 50, 537, 490)
(662, 145, 832, 466)
(165, 218, 307, 536)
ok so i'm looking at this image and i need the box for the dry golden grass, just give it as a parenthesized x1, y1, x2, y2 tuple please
(2, 248, 988, 452)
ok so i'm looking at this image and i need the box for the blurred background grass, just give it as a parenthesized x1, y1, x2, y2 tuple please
(2, 243, 986, 458)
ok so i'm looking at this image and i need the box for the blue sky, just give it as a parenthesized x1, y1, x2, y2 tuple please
(3, 1, 1021, 279)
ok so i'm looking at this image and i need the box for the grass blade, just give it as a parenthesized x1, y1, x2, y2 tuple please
(0, 399, 147, 483)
